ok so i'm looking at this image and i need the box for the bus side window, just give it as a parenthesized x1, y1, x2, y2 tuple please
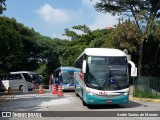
(75, 55, 83, 69)
(8, 74, 14, 80)
(15, 74, 22, 79)
(22, 73, 32, 82)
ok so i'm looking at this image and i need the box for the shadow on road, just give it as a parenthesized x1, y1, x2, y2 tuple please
(87, 101, 142, 109)
(63, 90, 75, 92)
(0, 91, 7, 95)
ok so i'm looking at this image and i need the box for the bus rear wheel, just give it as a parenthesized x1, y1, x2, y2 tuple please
(19, 85, 23, 91)
(75, 85, 78, 96)
(28, 89, 33, 91)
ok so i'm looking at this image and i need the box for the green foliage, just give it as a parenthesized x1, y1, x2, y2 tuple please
(62, 28, 79, 40)
(90, 29, 113, 48)
(36, 63, 47, 83)
(0, 16, 60, 73)
(95, 0, 160, 21)
(59, 44, 88, 66)
(0, 14, 160, 82)
(0, 17, 22, 72)
(95, 0, 160, 76)
(0, 0, 6, 14)
(72, 25, 91, 34)
(60, 26, 113, 67)
(103, 21, 141, 52)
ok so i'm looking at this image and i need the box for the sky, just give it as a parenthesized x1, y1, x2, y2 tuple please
(3, 0, 119, 39)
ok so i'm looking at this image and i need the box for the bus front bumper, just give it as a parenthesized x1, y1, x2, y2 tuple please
(62, 84, 75, 90)
(85, 93, 129, 105)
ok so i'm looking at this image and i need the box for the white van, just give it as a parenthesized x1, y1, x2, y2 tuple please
(2, 71, 40, 91)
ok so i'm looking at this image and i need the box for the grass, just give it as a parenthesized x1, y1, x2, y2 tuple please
(133, 90, 160, 99)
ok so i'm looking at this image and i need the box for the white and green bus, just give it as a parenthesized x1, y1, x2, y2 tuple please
(74, 48, 137, 105)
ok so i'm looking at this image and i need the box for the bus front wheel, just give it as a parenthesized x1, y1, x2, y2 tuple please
(75, 85, 78, 96)
(82, 90, 87, 106)
(83, 100, 87, 106)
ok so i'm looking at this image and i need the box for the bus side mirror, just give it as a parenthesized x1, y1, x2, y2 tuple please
(30, 75, 33, 79)
(82, 60, 86, 73)
(128, 61, 137, 77)
(131, 67, 137, 77)
(39, 75, 43, 81)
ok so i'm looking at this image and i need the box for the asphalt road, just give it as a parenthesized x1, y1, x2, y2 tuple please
(0, 91, 160, 120)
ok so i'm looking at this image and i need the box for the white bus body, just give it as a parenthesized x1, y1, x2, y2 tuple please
(74, 48, 137, 105)
(1, 71, 40, 91)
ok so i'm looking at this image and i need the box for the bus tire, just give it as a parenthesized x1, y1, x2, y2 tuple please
(82, 90, 87, 106)
(19, 85, 23, 91)
(76, 92, 78, 96)
(0, 90, 5, 92)
(28, 89, 33, 91)
(75, 92, 78, 97)
(75, 85, 78, 96)
(83, 100, 87, 106)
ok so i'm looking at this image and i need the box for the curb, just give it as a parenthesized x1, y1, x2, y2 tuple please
(129, 97, 160, 103)
(0, 95, 13, 105)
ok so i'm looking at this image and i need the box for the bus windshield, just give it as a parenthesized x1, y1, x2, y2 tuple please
(30, 74, 41, 84)
(61, 70, 74, 84)
(86, 56, 129, 90)
(22, 73, 41, 84)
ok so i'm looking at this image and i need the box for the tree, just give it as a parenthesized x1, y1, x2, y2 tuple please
(90, 28, 113, 47)
(102, 21, 142, 73)
(62, 28, 79, 40)
(0, 0, 6, 14)
(95, 0, 160, 76)
(62, 25, 91, 41)
(103, 20, 141, 52)
(0, 17, 22, 73)
(0, 16, 66, 81)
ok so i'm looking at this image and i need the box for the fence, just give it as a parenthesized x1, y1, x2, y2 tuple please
(133, 76, 160, 98)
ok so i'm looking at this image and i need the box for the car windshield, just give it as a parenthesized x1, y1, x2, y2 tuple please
(86, 56, 129, 90)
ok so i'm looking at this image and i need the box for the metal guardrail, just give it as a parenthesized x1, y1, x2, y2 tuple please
(134, 76, 160, 97)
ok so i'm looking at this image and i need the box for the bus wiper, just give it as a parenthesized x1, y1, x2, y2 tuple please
(109, 76, 121, 90)
(108, 66, 121, 90)
(114, 78, 121, 90)
(97, 79, 107, 90)
(98, 84, 105, 90)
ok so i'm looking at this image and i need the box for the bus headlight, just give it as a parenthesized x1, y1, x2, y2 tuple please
(88, 92, 94, 96)
(85, 89, 97, 96)
(122, 92, 129, 96)
(85, 88, 90, 93)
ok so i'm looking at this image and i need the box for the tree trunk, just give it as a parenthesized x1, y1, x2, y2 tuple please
(138, 40, 144, 76)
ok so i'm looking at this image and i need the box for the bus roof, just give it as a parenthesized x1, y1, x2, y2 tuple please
(10, 71, 38, 74)
(55, 67, 80, 72)
(76, 48, 126, 61)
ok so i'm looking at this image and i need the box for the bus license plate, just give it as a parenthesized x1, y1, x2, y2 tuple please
(106, 100, 112, 103)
